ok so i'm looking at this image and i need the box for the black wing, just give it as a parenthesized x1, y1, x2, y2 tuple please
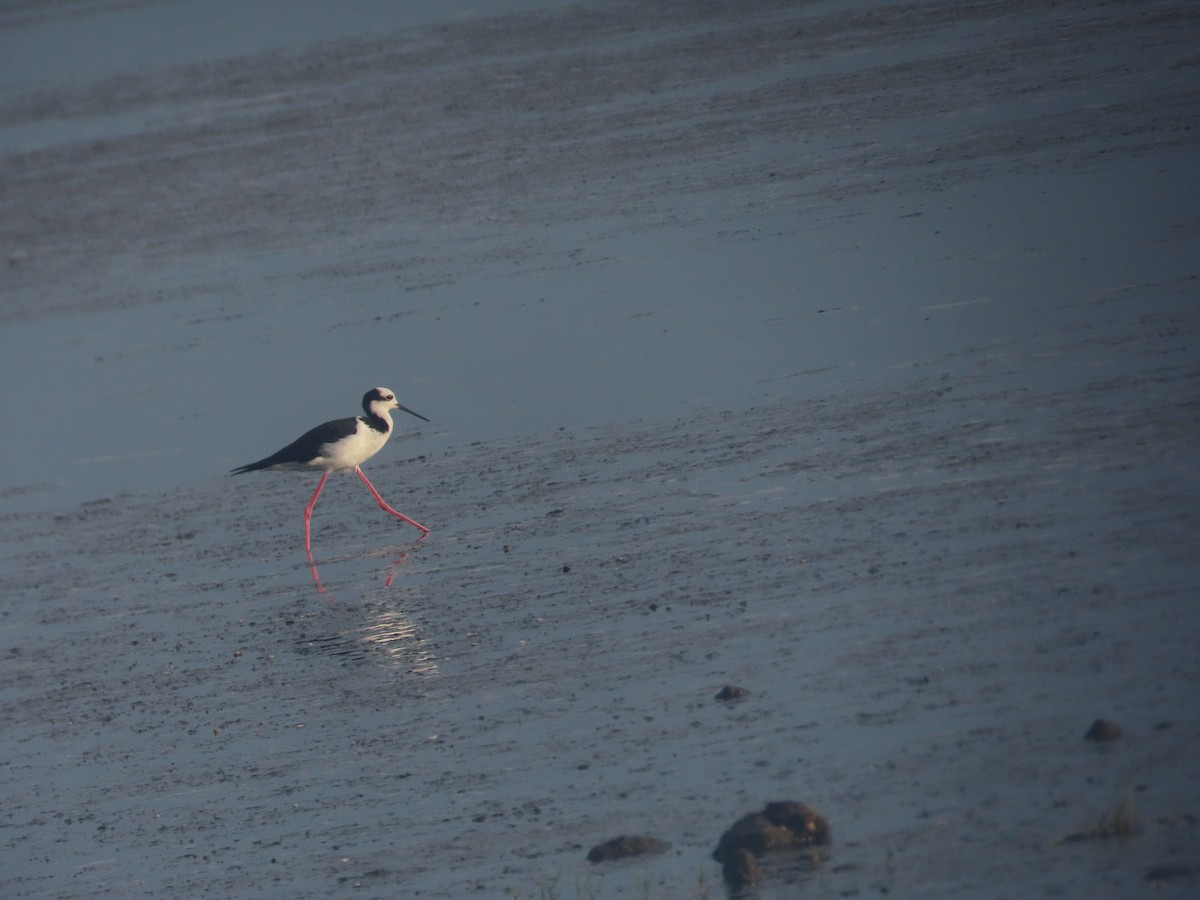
(230, 416, 360, 474)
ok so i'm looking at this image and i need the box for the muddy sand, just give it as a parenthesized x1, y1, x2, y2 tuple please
(2, 0, 1199, 897)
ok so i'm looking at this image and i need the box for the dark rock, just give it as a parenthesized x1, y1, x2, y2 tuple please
(713, 800, 830, 866)
(715, 685, 748, 701)
(1084, 718, 1123, 741)
(586, 835, 671, 863)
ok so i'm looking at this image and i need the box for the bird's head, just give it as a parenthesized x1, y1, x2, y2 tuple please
(364, 387, 429, 423)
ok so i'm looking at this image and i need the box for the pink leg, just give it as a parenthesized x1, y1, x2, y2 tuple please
(304, 471, 331, 591)
(355, 467, 430, 540)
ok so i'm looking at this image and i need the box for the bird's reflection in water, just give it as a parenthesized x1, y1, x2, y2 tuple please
(294, 605, 438, 675)
(294, 552, 437, 675)
(357, 606, 439, 675)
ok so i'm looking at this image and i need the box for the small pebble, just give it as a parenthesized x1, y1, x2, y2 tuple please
(1084, 718, 1123, 741)
(587, 835, 670, 863)
(715, 685, 748, 701)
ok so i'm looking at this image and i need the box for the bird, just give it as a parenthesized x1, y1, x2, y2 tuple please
(231, 387, 430, 586)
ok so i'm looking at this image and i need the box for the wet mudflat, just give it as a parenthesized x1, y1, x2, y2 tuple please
(3, 0, 1200, 897)
(4, 368, 1199, 898)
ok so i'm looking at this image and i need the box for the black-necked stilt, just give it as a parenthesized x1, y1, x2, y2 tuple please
(231, 387, 430, 587)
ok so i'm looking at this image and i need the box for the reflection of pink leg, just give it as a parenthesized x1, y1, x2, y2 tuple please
(304, 471, 331, 591)
(356, 467, 431, 541)
(384, 551, 410, 588)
